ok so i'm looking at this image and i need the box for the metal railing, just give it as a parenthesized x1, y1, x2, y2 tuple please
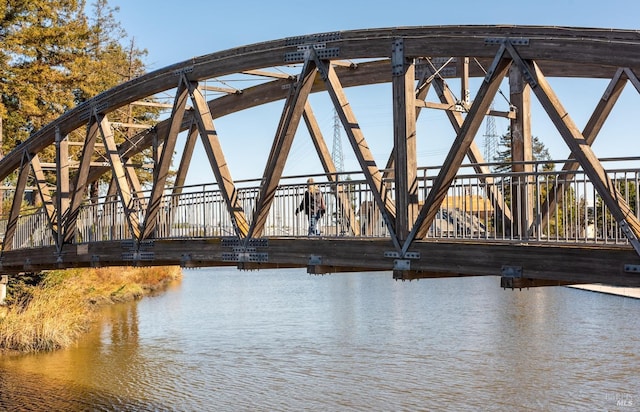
(4, 158, 639, 249)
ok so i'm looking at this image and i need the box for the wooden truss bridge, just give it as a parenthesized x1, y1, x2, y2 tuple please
(1, 25, 639, 288)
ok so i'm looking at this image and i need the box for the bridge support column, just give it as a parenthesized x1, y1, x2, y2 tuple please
(0, 275, 8, 305)
(391, 38, 418, 241)
(509, 65, 534, 239)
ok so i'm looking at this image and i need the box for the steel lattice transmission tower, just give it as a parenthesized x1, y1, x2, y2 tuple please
(483, 103, 499, 166)
(331, 109, 345, 179)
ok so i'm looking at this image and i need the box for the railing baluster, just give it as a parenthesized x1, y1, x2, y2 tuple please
(2, 158, 638, 250)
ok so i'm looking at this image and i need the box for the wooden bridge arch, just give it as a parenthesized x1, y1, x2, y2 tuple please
(1, 25, 640, 286)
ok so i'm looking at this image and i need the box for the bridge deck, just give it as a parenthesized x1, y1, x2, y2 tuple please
(1, 237, 638, 287)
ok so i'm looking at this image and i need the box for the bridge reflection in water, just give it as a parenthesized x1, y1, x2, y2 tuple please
(1, 26, 640, 287)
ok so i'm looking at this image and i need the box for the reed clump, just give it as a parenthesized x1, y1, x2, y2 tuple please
(0, 266, 182, 353)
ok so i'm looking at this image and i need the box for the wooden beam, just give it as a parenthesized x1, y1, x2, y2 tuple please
(537, 68, 627, 230)
(110, 122, 153, 129)
(307, 265, 388, 274)
(0, 237, 639, 286)
(415, 100, 516, 118)
(501, 277, 576, 289)
(142, 76, 190, 240)
(187, 81, 249, 238)
(247, 57, 317, 239)
(416, 100, 463, 111)
(302, 103, 359, 236)
(38, 161, 108, 169)
(65, 118, 99, 243)
(623, 67, 640, 93)
(383, 63, 434, 179)
(313, 52, 399, 248)
(66, 141, 104, 147)
(393, 270, 478, 281)
(29, 154, 58, 243)
(124, 158, 144, 204)
(1, 152, 30, 252)
(199, 84, 240, 94)
(427, 64, 514, 226)
(303, 103, 337, 179)
(459, 56, 470, 106)
(173, 119, 199, 193)
(509, 65, 534, 239)
(406, 45, 512, 250)
(242, 69, 293, 79)
(130, 101, 174, 109)
(505, 43, 640, 254)
(98, 113, 141, 240)
(331, 60, 357, 68)
(55, 128, 70, 243)
(392, 39, 418, 241)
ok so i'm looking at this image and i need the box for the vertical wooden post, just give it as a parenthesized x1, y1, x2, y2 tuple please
(392, 38, 418, 241)
(0, 117, 3, 219)
(460, 56, 470, 106)
(56, 127, 69, 247)
(509, 65, 533, 239)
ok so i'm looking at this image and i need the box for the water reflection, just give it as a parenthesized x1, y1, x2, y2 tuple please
(0, 294, 169, 410)
(1, 269, 638, 411)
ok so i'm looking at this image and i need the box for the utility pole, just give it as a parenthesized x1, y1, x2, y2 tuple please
(331, 109, 344, 179)
(483, 103, 499, 168)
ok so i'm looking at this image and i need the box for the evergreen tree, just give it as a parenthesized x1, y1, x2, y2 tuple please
(594, 179, 638, 239)
(493, 127, 554, 172)
(0, 0, 157, 191)
(0, 0, 89, 149)
(491, 128, 575, 237)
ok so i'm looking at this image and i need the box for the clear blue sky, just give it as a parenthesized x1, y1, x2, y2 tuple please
(109, 0, 640, 184)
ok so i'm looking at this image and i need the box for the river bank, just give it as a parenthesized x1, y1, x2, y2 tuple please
(0, 266, 182, 353)
(568, 284, 640, 299)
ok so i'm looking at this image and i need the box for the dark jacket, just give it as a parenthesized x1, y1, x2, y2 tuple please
(297, 190, 325, 216)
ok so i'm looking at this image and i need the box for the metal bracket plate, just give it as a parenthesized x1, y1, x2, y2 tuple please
(620, 219, 640, 256)
(173, 66, 194, 76)
(79, 100, 110, 122)
(222, 238, 268, 248)
(501, 265, 523, 277)
(391, 38, 404, 76)
(233, 246, 256, 253)
(286, 32, 341, 46)
(484, 38, 530, 46)
(284, 47, 340, 63)
(394, 259, 411, 270)
(121, 252, 155, 261)
(308, 255, 323, 265)
(384, 251, 420, 259)
(222, 252, 268, 263)
(624, 264, 640, 273)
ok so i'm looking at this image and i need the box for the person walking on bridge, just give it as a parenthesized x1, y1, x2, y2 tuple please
(295, 178, 326, 236)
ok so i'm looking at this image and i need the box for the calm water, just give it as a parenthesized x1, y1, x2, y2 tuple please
(0, 268, 639, 411)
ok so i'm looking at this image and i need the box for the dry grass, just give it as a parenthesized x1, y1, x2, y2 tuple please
(0, 266, 182, 353)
